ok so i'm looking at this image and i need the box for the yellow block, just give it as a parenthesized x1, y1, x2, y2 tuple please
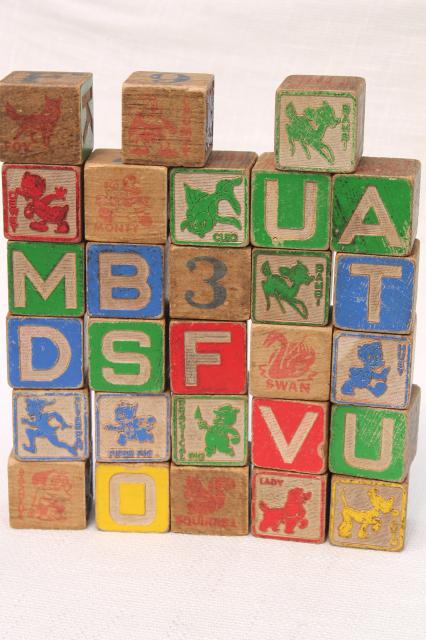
(96, 462, 170, 532)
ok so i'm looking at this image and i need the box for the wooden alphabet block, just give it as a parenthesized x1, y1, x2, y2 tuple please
(329, 385, 420, 482)
(275, 75, 365, 173)
(0, 71, 93, 164)
(86, 243, 164, 318)
(170, 464, 249, 535)
(334, 242, 419, 334)
(8, 453, 90, 529)
(88, 318, 165, 393)
(8, 241, 84, 316)
(252, 398, 328, 474)
(170, 151, 257, 247)
(8, 316, 84, 389)
(13, 389, 90, 461)
(169, 320, 247, 394)
(331, 329, 414, 409)
(2, 163, 82, 242)
(329, 474, 408, 551)
(84, 149, 167, 243)
(332, 157, 421, 256)
(122, 71, 214, 167)
(250, 322, 332, 400)
(169, 245, 251, 320)
(172, 395, 248, 466)
(252, 468, 327, 543)
(252, 248, 331, 325)
(251, 153, 330, 249)
(96, 462, 169, 532)
(95, 392, 170, 462)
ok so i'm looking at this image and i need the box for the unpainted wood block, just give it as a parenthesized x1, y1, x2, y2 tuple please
(0, 71, 93, 164)
(122, 71, 214, 167)
(88, 318, 165, 393)
(172, 395, 248, 466)
(169, 320, 247, 394)
(250, 322, 332, 400)
(96, 462, 169, 532)
(8, 453, 91, 529)
(13, 389, 90, 461)
(275, 75, 365, 173)
(95, 392, 170, 462)
(8, 241, 84, 316)
(2, 163, 82, 242)
(251, 153, 331, 249)
(8, 315, 84, 389)
(252, 398, 329, 474)
(332, 157, 421, 256)
(170, 464, 249, 535)
(252, 467, 328, 543)
(170, 150, 257, 247)
(84, 149, 167, 243)
(329, 385, 420, 482)
(169, 244, 251, 320)
(331, 328, 414, 409)
(252, 248, 331, 325)
(86, 242, 164, 318)
(334, 241, 419, 334)
(329, 474, 408, 551)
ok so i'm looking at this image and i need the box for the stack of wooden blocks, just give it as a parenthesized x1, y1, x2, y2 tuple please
(1, 70, 421, 551)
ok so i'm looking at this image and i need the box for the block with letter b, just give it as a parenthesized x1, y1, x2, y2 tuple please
(86, 243, 164, 318)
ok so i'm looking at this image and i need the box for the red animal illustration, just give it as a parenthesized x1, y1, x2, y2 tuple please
(28, 469, 72, 521)
(184, 476, 235, 514)
(128, 96, 178, 158)
(264, 331, 316, 379)
(96, 174, 152, 225)
(8, 171, 69, 233)
(259, 487, 312, 534)
(5, 96, 61, 148)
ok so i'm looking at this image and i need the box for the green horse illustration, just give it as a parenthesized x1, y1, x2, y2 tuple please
(180, 177, 242, 238)
(285, 100, 342, 164)
(261, 260, 314, 319)
(195, 404, 240, 457)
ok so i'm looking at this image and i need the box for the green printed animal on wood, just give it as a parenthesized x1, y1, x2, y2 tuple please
(285, 100, 342, 164)
(261, 260, 314, 319)
(195, 404, 240, 457)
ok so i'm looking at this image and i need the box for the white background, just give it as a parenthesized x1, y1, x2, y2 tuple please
(0, 1, 426, 639)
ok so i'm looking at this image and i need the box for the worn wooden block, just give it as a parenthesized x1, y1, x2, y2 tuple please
(84, 149, 167, 243)
(170, 464, 249, 535)
(252, 248, 331, 325)
(331, 329, 414, 409)
(13, 389, 90, 461)
(122, 71, 214, 167)
(329, 474, 408, 551)
(8, 453, 90, 529)
(88, 318, 165, 393)
(8, 241, 84, 316)
(172, 395, 248, 466)
(96, 462, 169, 532)
(2, 163, 82, 242)
(250, 322, 332, 400)
(169, 320, 247, 394)
(95, 392, 170, 462)
(252, 468, 327, 543)
(251, 153, 331, 249)
(275, 75, 365, 173)
(332, 157, 421, 256)
(329, 385, 420, 482)
(169, 245, 251, 320)
(252, 398, 328, 474)
(86, 242, 164, 318)
(0, 71, 93, 164)
(170, 151, 257, 247)
(8, 316, 84, 389)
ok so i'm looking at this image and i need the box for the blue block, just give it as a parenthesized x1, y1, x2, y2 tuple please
(8, 316, 84, 389)
(87, 243, 164, 318)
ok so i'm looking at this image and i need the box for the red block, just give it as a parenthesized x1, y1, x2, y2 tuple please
(252, 398, 329, 474)
(169, 320, 247, 394)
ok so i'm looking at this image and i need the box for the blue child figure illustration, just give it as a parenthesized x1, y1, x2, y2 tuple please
(22, 398, 78, 456)
(341, 341, 390, 398)
(106, 403, 156, 446)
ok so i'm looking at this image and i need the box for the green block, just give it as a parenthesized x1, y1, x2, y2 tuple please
(329, 387, 420, 481)
(8, 241, 84, 316)
(88, 319, 165, 392)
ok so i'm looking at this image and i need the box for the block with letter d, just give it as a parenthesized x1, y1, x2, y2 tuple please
(87, 243, 164, 318)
